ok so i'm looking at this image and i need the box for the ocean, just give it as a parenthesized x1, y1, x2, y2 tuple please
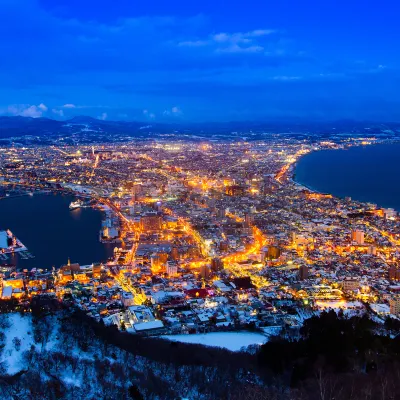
(295, 143, 400, 210)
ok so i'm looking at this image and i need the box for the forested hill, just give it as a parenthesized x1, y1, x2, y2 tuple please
(1, 298, 400, 399)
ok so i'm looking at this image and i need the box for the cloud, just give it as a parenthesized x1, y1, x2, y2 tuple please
(179, 28, 276, 54)
(216, 44, 264, 54)
(98, 112, 107, 120)
(273, 75, 302, 81)
(52, 108, 64, 117)
(172, 106, 182, 115)
(164, 106, 183, 117)
(143, 109, 156, 119)
(62, 103, 76, 108)
(3, 104, 47, 118)
(178, 40, 208, 47)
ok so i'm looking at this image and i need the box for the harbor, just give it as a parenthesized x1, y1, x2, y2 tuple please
(0, 193, 116, 270)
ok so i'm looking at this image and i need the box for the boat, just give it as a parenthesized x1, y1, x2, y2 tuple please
(69, 200, 83, 210)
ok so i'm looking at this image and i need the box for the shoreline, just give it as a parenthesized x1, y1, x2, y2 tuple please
(290, 141, 400, 211)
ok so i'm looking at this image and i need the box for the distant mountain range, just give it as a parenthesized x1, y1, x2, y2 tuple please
(0, 115, 399, 140)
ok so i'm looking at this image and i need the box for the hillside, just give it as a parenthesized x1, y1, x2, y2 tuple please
(0, 310, 266, 400)
(1, 115, 400, 141)
(2, 305, 400, 399)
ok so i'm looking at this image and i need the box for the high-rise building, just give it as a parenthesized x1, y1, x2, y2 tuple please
(389, 265, 397, 281)
(166, 262, 178, 276)
(390, 297, 400, 315)
(216, 207, 226, 219)
(299, 265, 309, 280)
(200, 264, 211, 279)
(170, 246, 179, 260)
(351, 230, 365, 245)
(244, 213, 255, 226)
(150, 254, 161, 270)
(211, 257, 224, 272)
(92, 263, 102, 279)
(368, 246, 377, 256)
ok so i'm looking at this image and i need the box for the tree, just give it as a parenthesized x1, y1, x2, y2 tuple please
(12, 337, 21, 351)
(128, 384, 144, 400)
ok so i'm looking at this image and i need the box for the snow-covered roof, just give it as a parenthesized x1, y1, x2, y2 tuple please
(133, 320, 164, 331)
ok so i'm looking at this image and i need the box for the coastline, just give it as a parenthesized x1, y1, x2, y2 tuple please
(290, 141, 400, 211)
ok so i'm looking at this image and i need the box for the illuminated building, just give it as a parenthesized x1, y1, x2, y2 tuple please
(384, 208, 397, 220)
(292, 232, 312, 246)
(368, 246, 377, 256)
(389, 266, 400, 281)
(200, 264, 210, 279)
(390, 297, 400, 315)
(219, 241, 228, 252)
(166, 262, 178, 276)
(299, 265, 309, 281)
(122, 291, 135, 307)
(140, 213, 162, 231)
(5, 278, 24, 289)
(216, 207, 226, 219)
(158, 252, 168, 264)
(265, 246, 281, 260)
(351, 230, 365, 245)
(93, 263, 101, 278)
(103, 227, 119, 239)
(225, 185, 246, 196)
(150, 254, 161, 270)
(244, 212, 255, 226)
(211, 257, 224, 272)
(342, 277, 359, 292)
(170, 246, 179, 260)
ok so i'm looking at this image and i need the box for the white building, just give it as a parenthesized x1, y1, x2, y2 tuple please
(166, 263, 178, 276)
(0, 231, 8, 249)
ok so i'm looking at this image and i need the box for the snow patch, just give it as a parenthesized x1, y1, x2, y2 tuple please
(0, 313, 34, 375)
(163, 332, 268, 352)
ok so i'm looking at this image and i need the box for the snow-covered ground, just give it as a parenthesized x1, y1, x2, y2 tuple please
(315, 300, 365, 317)
(0, 313, 34, 374)
(0, 312, 266, 399)
(370, 303, 390, 316)
(163, 332, 268, 351)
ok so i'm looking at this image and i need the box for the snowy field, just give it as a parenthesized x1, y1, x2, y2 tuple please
(163, 332, 268, 351)
(0, 313, 34, 374)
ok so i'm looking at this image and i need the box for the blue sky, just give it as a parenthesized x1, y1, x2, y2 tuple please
(1, 0, 399, 122)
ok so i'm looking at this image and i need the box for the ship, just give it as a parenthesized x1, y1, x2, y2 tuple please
(69, 200, 84, 210)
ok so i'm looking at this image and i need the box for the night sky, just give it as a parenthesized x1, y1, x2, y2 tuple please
(1, 0, 399, 122)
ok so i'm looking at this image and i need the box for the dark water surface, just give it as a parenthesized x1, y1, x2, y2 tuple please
(295, 143, 400, 210)
(0, 193, 115, 270)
